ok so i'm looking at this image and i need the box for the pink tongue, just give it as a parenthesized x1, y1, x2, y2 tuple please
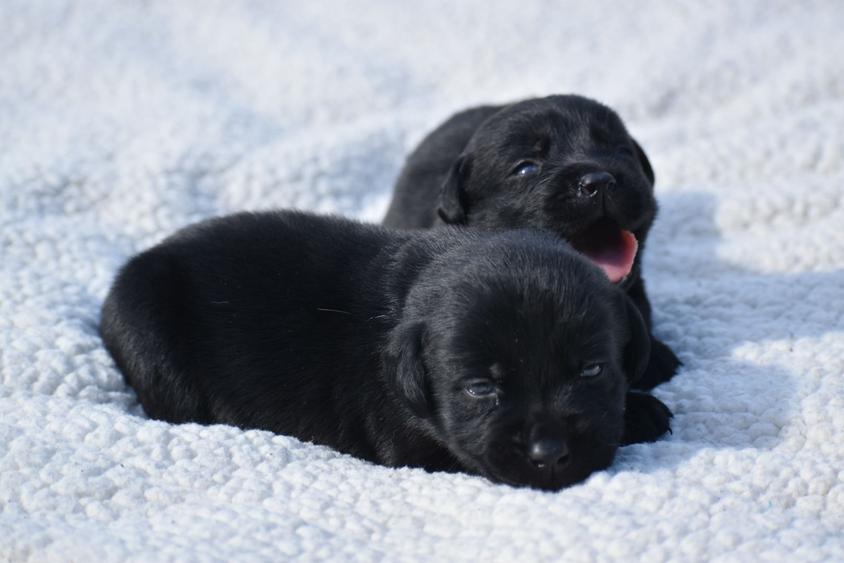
(583, 230, 638, 283)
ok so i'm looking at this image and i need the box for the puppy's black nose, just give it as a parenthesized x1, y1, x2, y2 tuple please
(578, 171, 615, 198)
(528, 438, 569, 469)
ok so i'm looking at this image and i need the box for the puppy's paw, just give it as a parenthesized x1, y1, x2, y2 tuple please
(621, 392, 672, 445)
(632, 337, 681, 391)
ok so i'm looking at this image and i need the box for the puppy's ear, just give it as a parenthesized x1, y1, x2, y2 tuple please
(631, 138, 655, 186)
(384, 321, 431, 417)
(437, 155, 471, 224)
(617, 293, 651, 384)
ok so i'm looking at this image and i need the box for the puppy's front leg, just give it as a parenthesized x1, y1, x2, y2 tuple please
(621, 391, 672, 445)
(637, 338, 682, 391)
(626, 277, 681, 391)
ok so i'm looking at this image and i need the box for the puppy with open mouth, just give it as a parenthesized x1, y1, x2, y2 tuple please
(100, 211, 670, 490)
(384, 95, 680, 390)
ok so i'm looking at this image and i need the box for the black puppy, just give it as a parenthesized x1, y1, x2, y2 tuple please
(384, 95, 680, 390)
(101, 211, 670, 490)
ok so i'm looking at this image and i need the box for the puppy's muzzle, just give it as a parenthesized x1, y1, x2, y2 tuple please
(577, 171, 616, 199)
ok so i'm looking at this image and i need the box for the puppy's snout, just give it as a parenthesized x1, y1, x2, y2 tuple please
(527, 438, 570, 469)
(577, 171, 615, 198)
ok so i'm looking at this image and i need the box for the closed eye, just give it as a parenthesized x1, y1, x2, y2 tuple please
(464, 380, 499, 398)
(511, 161, 540, 177)
(580, 363, 604, 378)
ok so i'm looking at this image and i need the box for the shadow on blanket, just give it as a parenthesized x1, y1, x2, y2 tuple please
(616, 190, 843, 474)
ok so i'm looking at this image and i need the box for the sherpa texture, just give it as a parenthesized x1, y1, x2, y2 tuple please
(2, 1, 843, 561)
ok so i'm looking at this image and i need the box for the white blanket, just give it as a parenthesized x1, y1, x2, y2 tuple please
(2, 1, 843, 560)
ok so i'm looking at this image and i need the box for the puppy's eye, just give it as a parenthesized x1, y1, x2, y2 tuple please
(464, 381, 498, 398)
(616, 146, 635, 158)
(580, 363, 603, 378)
(511, 161, 540, 177)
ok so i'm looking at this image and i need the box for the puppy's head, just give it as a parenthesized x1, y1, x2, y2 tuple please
(437, 95, 656, 284)
(385, 231, 649, 490)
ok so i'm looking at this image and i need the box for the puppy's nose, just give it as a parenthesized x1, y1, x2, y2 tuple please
(578, 171, 615, 198)
(527, 438, 570, 469)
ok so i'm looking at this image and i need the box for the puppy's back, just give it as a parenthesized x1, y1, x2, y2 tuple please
(384, 105, 501, 228)
(100, 211, 393, 426)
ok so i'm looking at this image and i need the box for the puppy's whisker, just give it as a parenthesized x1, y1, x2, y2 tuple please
(316, 307, 351, 315)
(367, 314, 388, 321)
(534, 175, 556, 190)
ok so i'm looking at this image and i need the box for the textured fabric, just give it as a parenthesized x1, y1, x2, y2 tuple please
(1, 1, 843, 560)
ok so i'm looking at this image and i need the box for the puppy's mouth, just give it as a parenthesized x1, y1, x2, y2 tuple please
(569, 218, 638, 283)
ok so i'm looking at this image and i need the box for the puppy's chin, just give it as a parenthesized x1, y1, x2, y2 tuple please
(486, 446, 617, 491)
(450, 434, 619, 491)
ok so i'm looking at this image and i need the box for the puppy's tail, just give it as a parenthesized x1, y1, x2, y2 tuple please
(100, 249, 211, 424)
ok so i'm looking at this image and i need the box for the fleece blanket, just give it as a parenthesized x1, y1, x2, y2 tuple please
(1, 1, 843, 560)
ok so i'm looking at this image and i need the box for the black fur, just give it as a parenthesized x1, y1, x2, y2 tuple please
(101, 211, 670, 490)
(384, 95, 680, 390)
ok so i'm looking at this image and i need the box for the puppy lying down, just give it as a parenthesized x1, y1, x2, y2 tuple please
(101, 211, 670, 490)
(384, 95, 681, 390)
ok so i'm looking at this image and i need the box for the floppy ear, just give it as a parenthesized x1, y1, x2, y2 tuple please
(384, 321, 431, 417)
(437, 155, 471, 224)
(631, 138, 655, 186)
(617, 293, 651, 384)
